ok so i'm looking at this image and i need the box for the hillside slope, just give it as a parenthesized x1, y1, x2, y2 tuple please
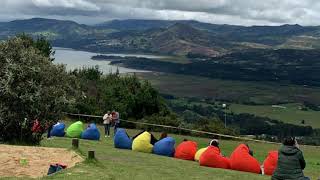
(37, 125, 320, 180)
(2, 18, 320, 56)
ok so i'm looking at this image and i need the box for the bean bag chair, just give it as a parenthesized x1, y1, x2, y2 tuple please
(263, 151, 278, 176)
(153, 137, 175, 157)
(174, 141, 197, 161)
(230, 144, 261, 174)
(50, 123, 65, 137)
(199, 146, 231, 169)
(132, 131, 153, 153)
(194, 147, 208, 161)
(81, 123, 100, 140)
(114, 128, 132, 149)
(66, 121, 84, 138)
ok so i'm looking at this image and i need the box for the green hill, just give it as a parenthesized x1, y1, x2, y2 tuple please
(19, 124, 319, 180)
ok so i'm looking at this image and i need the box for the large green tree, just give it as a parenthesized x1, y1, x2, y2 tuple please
(0, 36, 76, 144)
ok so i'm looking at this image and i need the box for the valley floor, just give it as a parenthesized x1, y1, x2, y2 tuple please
(137, 72, 320, 128)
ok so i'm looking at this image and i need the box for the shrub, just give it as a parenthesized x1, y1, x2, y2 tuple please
(0, 36, 77, 144)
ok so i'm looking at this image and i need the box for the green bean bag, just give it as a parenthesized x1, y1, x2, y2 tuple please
(66, 121, 84, 138)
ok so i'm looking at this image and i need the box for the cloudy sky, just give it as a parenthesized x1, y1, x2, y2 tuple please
(1, 0, 320, 26)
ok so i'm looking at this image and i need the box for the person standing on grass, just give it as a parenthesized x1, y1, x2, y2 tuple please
(112, 110, 120, 135)
(272, 137, 309, 180)
(103, 111, 112, 137)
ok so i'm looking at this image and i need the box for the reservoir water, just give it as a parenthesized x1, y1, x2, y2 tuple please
(53, 47, 162, 74)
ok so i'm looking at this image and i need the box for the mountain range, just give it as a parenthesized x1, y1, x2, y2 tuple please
(1, 18, 320, 56)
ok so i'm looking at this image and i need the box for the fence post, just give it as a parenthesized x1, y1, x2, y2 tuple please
(72, 138, 79, 149)
(88, 150, 95, 159)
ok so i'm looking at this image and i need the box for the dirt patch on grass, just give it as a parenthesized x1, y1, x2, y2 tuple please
(0, 145, 83, 178)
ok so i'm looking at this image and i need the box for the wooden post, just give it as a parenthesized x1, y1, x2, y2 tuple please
(72, 138, 79, 149)
(88, 150, 95, 159)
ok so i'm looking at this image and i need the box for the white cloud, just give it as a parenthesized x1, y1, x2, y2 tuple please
(1, 0, 320, 25)
(31, 0, 100, 11)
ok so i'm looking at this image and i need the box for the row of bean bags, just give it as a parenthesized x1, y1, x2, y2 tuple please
(50, 123, 66, 137)
(174, 141, 197, 160)
(114, 129, 176, 157)
(229, 144, 261, 174)
(194, 147, 207, 161)
(263, 151, 278, 175)
(153, 137, 176, 157)
(199, 146, 231, 169)
(114, 130, 278, 176)
(132, 131, 154, 153)
(50, 121, 100, 140)
(81, 123, 100, 140)
(66, 121, 84, 138)
(197, 144, 278, 175)
(114, 128, 132, 149)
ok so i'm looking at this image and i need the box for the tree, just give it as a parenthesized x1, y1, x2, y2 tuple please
(0, 36, 76, 144)
(17, 34, 55, 61)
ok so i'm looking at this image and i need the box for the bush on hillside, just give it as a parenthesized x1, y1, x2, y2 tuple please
(0, 36, 77, 144)
(70, 67, 171, 121)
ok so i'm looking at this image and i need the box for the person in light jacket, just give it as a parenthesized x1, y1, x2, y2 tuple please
(103, 111, 112, 137)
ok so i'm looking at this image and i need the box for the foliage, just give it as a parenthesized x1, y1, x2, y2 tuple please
(168, 97, 315, 142)
(0, 36, 77, 144)
(70, 67, 170, 121)
(116, 48, 320, 87)
(17, 34, 55, 61)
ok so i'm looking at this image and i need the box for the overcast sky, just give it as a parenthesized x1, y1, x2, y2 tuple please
(1, 0, 320, 26)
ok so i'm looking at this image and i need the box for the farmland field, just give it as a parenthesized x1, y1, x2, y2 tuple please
(230, 103, 320, 128)
(136, 72, 320, 105)
(137, 72, 320, 128)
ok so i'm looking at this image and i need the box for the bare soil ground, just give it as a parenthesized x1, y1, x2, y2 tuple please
(0, 145, 83, 178)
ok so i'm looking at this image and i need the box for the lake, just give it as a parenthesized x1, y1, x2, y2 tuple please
(53, 47, 164, 74)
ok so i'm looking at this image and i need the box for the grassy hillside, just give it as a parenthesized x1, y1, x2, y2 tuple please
(137, 72, 320, 105)
(4, 122, 317, 180)
(137, 72, 320, 128)
(230, 103, 320, 128)
(2, 120, 318, 180)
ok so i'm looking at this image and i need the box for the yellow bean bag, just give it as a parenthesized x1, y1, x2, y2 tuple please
(194, 147, 208, 161)
(132, 132, 153, 153)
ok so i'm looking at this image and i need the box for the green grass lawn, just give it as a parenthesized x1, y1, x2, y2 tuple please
(230, 103, 320, 128)
(6, 123, 319, 180)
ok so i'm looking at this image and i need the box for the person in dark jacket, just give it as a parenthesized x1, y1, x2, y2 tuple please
(272, 137, 309, 180)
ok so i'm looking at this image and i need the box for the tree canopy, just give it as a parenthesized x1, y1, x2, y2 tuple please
(0, 36, 76, 144)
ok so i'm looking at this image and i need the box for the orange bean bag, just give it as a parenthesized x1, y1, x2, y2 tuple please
(230, 144, 261, 174)
(174, 141, 197, 161)
(199, 146, 231, 169)
(263, 151, 278, 176)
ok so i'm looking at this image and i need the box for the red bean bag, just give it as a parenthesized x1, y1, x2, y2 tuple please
(263, 151, 278, 176)
(230, 144, 261, 174)
(199, 146, 231, 169)
(174, 141, 197, 161)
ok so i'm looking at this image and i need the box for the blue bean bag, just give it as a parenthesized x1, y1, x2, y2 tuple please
(50, 123, 65, 137)
(153, 137, 176, 157)
(114, 128, 132, 149)
(81, 123, 100, 140)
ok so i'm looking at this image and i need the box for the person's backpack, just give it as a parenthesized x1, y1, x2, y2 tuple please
(47, 164, 67, 175)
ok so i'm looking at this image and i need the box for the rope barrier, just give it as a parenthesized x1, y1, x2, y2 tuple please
(63, 112, 281, 145)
